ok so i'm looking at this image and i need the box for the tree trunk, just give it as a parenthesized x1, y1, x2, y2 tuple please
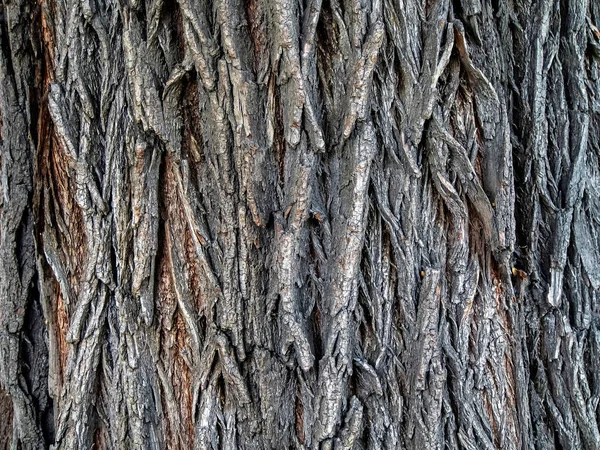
(1, 0, 599, 448)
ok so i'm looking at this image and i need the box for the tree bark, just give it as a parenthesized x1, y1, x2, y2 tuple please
(1, 0, 599, 448)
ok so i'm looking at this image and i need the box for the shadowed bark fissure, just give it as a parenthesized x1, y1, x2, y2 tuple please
(1, 0, 600, 448)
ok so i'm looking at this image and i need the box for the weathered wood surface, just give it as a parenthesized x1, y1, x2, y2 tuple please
(1, 0, 599, 448)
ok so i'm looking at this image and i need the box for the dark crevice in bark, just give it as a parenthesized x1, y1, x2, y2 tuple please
(0, 5, 14, 81)
(19, 277, 55, 446)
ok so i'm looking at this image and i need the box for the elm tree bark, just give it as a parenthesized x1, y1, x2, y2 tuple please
(1, 0, 600, 448)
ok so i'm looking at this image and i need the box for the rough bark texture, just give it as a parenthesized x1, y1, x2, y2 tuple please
(1, 0, 600, 448)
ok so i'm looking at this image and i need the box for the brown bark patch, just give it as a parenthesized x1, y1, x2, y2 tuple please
(31, 0, 78, 392)
(182, 72, 203, 164)
(0, 387, 13, 450)
(295, 394, 305, 445)
(243, 0, 268, 76)
(55, 285, 68, 378)
(156, 233, 178, 331)
(183, 220, 205, 312)
(174, 313, 194, 448)
(156, 155, 196, 449)
(271, 75, 286, 183)
(482, 385, 499, 445)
